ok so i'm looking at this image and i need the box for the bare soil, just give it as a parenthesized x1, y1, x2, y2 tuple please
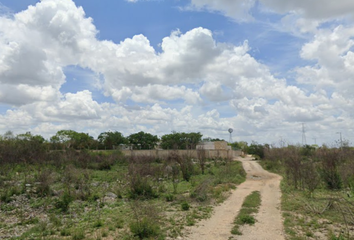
(183, 155, 284, 240)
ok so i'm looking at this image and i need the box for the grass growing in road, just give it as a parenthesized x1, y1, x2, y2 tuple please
(231, 191, 261, 235)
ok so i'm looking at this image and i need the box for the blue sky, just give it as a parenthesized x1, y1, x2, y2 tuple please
(0, 0, 354, 146)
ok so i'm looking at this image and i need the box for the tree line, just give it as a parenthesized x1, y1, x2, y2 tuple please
(0, 130, 204, 150)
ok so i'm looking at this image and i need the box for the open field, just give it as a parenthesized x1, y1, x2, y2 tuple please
(0, 149, 246, 240)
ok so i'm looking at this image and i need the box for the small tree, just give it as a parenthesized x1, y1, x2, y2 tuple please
(302, 160, 320, 197)
(128, 131, 159, 150)
(247, 141, 264, 159)
(97, 131, 127, 150)
(168, 152, 194, 182)
(160, 132, 202, 149)
(317, 148, 342, 190)
(197, 148, 207, 174)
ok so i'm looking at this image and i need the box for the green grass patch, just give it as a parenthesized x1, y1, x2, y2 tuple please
(231, 191, 261, 235)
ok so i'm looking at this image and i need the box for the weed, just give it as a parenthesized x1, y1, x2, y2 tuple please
(130, 217, 160, 239)
(238, 215, 255, 225)
(231, 225, 242, 235)
(93, 219, 104, 228)
(71, 228, 85, 240)
(231, 191, 261, 235)
(165, 193, 174, 202)
(129, 201, 162, 239)
(181, 201, 190, 211)
(186, 215, 196, 226)
(55, 191, 74, 212)
(60, 228, 71, 236)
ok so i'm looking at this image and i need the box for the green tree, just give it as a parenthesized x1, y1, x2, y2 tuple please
(247, 141, 264, 159)
(209, 138, 224, 142)
(3, 130, 15, 140)
(17, 132, 45, 144)
(97, 131, 127, 150)
(128, 131, 159, 150)
(50, 130, 95, 150)
(229, 141, 248, 151)
(160, 132, 202, 149)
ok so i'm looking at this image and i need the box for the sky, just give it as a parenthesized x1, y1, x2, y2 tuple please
(0, 0, 354, 146)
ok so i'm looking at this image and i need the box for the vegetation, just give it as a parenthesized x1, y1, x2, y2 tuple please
(231, 191, 261, 235)
(160, 132, 202, 150)
(260, 144, 354, 239)
(128, 131, 159, 150)
(97, 131, 128, 150)
(0, 132, 246, 239)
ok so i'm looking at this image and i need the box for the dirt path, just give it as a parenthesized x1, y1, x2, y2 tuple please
(183, 156, 284, 240)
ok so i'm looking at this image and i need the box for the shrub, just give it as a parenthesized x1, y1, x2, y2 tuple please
(190, 179, 211, 202)
(168, 152, 194, 182)
(181, 201, 190, 211)
(322, 170, 342, 190)
(71, 228, 85, 240)
(317, 148, 343, 190)
(35, 169, 52, 197)
(130, 217, 160, 239)
(55, 191, 74, 212)
(130, 203, 161, 240)
(1, 186, 21, 203)
(93, 219, 104, 228)
(128, 175, 156, 199)
(231, 225, 242, 235)
(247, 142, 265, 159)
(165, 194, 174, 202)
(60, 229, 71, 236)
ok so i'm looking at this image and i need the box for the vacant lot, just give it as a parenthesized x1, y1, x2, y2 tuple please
(0, 149, 246, 240)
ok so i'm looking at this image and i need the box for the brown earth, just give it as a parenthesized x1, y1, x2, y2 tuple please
(183, 155, 284, 240)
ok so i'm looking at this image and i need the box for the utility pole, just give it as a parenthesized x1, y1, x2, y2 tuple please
(312, 137, 317, 145)
(302, 123, 307, 146)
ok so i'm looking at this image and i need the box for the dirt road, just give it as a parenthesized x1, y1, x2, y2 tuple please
(184, 156, 284, 240)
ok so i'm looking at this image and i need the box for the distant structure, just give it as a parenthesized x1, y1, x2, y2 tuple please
(302, 123, 307, 146)
(228, 128, 233, 143)
(196, 141, 231, 150)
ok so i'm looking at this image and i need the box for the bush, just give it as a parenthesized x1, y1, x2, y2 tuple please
(322, 170, 342, 190)
(190, 179, 211, 202)
(168, 153, 194, 182)
(130, 217, 160, 239)
(35, 169, 52, 197)
(0, 186, 21, 203)
(181, 201, 190, 211)
(71, 228, 85, 240)
(247, 142, 264, 159)
(165, 194, 174, 202)
(128, 175, 156, 199)
(55, 191, 74, 212)
(317, 148, 343, 190)
(93, 219, 104, 228)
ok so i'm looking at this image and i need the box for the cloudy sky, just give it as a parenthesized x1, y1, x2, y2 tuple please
(0, 0, 354, 146)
